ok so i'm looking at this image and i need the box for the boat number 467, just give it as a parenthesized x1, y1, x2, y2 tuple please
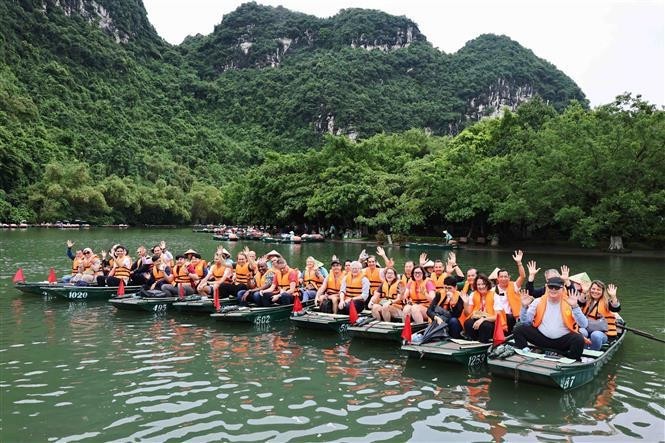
(560, 375, 576, 389)
(68, 291, 88, 299)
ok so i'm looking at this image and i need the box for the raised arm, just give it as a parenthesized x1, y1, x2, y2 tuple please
(512, 250, 525, 287)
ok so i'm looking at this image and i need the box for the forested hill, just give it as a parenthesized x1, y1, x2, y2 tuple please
(7, 0, 658, 250)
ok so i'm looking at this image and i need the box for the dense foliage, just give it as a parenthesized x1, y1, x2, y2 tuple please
(2, 1, 662, 246)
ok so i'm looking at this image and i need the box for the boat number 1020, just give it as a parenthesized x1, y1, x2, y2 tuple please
(67, 291, 88, 299)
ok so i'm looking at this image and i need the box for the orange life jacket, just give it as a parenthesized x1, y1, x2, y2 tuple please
(303, 268, 323, 289)
(343, 273, 364, 298)
(407, 281, 430, 305)
(192, 260, 207, 278)
(583, 298, 617, 337)
(533, 299, 577, 333)
(324, 273, 342, 295)
(173, 264, 191, 285)
(152, 265, 165, 280)
(276, 267, 298, 294)
(430, 272, 447, 292)
(112, 256, 132, 280)
(471, 291, 496, 316)
(234, 263, 251, 286)
(380, 280, 402, 307)
(71, 256, 82, 275)
(210, 263, 226, 281)
(437, 290, 461, 311)
(363, 267, 383, 293)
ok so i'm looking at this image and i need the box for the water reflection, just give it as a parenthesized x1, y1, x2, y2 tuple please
(1, 229, 664, 442)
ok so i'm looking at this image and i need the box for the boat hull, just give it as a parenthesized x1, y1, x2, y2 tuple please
(290, 310, 351, 333)
(14, 282, 51, 295)
(404, 242, 454, 250)
(210, 301, 313, 325)
(109, 296, 179, 312)
(488, 331, 626, 390)
(402, 339, 491, 368)
(172, 297, 237, 314)
(41, 285, 143, 301)
(348, 320, 428, 343)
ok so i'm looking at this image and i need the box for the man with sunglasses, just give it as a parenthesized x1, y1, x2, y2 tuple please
(513, 276, 588, 361)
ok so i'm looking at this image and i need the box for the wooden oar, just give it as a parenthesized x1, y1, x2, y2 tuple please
(624, 326, 665, 344)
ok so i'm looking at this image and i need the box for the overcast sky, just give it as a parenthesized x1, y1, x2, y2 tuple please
(143, 0, 664, 107)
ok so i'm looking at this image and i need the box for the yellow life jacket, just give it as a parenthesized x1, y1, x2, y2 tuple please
(234, 263, 251, 286)
(173, 264, 191, 284)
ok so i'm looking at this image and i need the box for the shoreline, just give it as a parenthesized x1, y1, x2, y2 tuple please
(331, 239, 665, 259)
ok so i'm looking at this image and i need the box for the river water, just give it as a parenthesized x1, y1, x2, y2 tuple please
(1, 228, 663, 442)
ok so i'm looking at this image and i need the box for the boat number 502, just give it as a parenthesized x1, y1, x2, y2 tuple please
(254, 315, 271, 324)
(68, 291, 88, 299)
(560, 375, 576, 389)
(153, 304, 167, 312)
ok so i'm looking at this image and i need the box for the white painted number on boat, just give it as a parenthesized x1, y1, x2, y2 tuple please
(254, 315, 271, 324)
(153, 304, 167, 312)
(339, 323, 349, 332)
(68, 291, 88, 299)
(468, 353, 485, 368)
(560, 375, 576, 389)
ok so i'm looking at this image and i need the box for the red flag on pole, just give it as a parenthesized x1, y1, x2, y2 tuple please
(47, 267, 57, 284)
(117, 279, 125, 297)
(401, 314, 412, 343)
(493, 310, 506, 346)
(12, 268, 26, 284)
(213, 286, 220, 312)
(292, 294, 303, 313)
(348, 300, 358, 324)
(178, 283, 185, 300)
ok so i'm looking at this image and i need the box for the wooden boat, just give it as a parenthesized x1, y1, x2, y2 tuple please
(487, 330, 626, 390)
(212, 234, 230, 241)
(402, 338, 492, 368)
(109, 295, 180, 312)
(347, 318, 428, 343)
(210, 300, 314, 325)
(290, 309, 351, 333)
(172, 296, 237, 314)
(403, 242, 456, 250)
(40, 284, 143, 301)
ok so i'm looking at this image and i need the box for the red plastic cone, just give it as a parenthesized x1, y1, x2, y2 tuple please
(179, 283, 185, 300)
(117, 279, 125, 297)
(401, 314, 412, 343)
(213, 286, 220, 312)
(13, 268, 25, 284)
(292, 294, 303, 313)
(47, 267, 57, 284)
(493, 311, 506, 346)
(348, 300, 358, 324)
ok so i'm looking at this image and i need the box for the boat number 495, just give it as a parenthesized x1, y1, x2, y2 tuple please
(153, 304, 167, 312)
(68, 291, 88, 299)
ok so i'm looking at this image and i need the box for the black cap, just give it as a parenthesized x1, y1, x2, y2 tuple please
(547, 276, 565, 288)
(330, 259, 341, 266)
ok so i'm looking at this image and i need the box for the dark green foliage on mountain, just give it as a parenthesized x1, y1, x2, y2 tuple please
(5, 1, 662, 247)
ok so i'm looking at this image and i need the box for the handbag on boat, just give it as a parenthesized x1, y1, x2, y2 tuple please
(586, 317, 608, 333)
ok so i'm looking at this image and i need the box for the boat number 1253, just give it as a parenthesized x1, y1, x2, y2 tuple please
(68, 291, 88, 299)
